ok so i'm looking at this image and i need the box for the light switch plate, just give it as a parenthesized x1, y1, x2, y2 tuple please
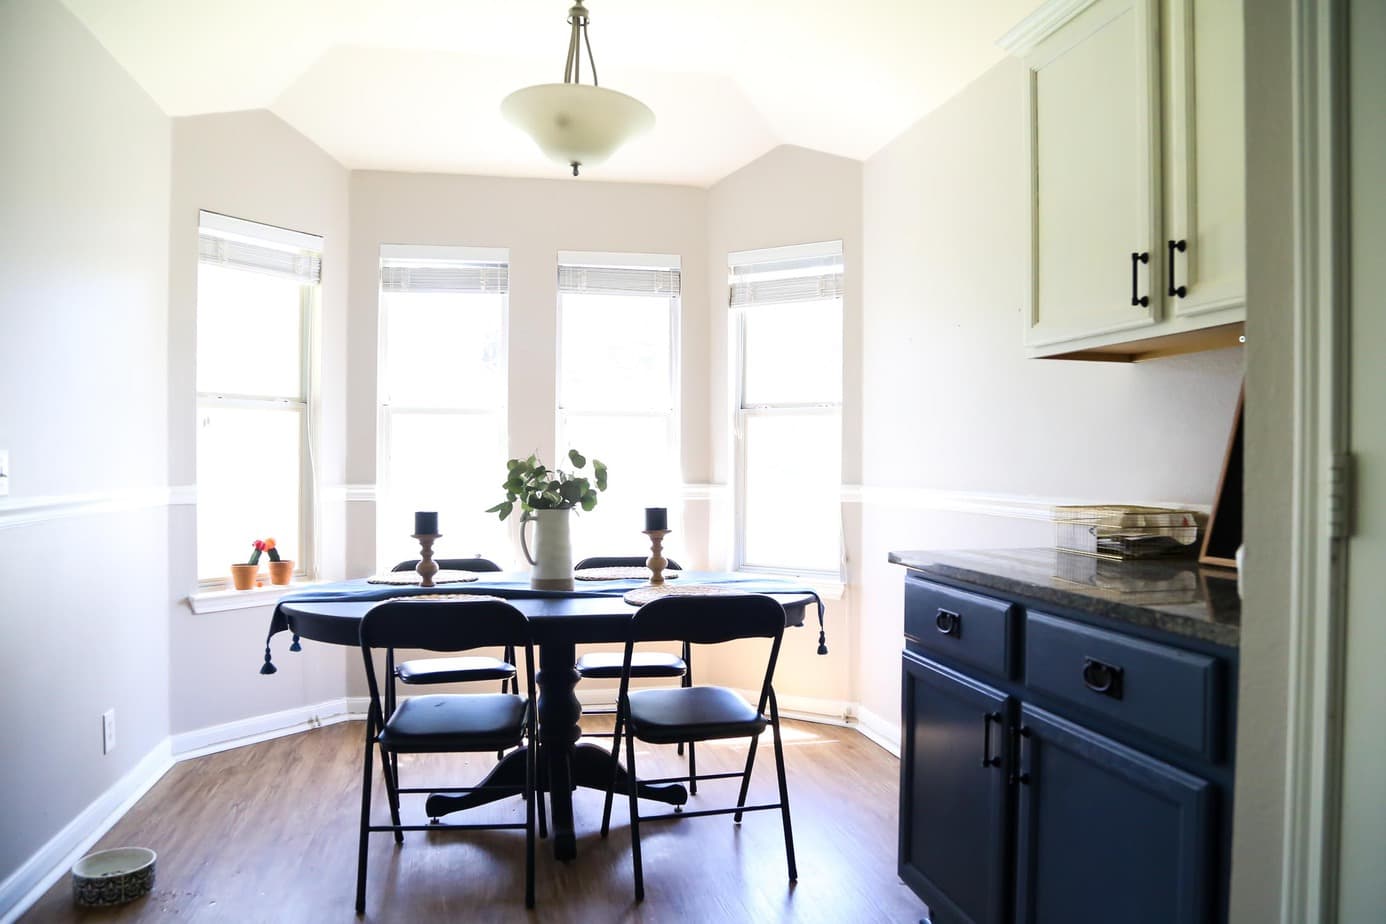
(0, 450, 8, 496)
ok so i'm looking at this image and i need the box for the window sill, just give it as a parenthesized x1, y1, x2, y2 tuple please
(188, 581, 327, 615)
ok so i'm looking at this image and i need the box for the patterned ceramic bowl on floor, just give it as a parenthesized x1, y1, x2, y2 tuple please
(72, 847, 156, 907)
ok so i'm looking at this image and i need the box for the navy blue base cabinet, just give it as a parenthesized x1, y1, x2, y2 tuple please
(897, 571, 1237, 924)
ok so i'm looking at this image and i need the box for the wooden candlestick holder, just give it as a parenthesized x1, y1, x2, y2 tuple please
(643, 529, 672, 585)
(412, 533, 441, 587)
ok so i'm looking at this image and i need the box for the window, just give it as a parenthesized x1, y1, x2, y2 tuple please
(196, 212, 320, 583)
(731, 241, 844, 575)
(377, 246, 509, 569)
(557, 253, 680, 561)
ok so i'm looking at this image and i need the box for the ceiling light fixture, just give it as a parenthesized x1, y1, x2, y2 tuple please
(500, 1, 654, 177)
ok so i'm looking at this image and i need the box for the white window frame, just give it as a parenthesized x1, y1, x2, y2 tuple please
(195, 211, 320, 587)
(731, 241, 844, 578)
(555, 252, 682, 522)
(375, 245, 510, 573)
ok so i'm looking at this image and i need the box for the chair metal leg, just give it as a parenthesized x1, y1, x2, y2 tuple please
(678, 643, 692, 758)
(688, 741, 698, 796)
(525, 717, 536, 909)
(770, 692, 798, 881)
(733, 734, 761, 824)
(625, 720, 644, 902)
(379, 740, 403, 843)
(355, 716, 375, 914)
(601, 704, 625, 838)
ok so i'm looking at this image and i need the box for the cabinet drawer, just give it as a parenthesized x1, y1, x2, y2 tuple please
(1025, 612, 1223, 760)
(904, 575, 1018, 679)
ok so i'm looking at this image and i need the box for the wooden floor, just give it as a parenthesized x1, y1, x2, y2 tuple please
(22, 718, 924, 923)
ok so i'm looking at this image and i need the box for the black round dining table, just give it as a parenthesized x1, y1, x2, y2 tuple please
(272, 579, 817, 861)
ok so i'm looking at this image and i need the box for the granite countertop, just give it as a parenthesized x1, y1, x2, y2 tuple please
(888, 548, 1240, 648)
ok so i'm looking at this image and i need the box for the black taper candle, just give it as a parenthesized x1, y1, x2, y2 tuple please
(414, 511, 438, 535)
(644, 507, 667, 531)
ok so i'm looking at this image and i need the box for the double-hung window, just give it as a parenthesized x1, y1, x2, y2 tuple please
(377, 246, 509, 568)
(731, 241, 844, 576)
(557, 253, 680, 560)
(195, 212, 320, 584)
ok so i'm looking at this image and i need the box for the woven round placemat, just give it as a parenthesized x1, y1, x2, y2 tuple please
(397, 593, 505, 602)
(365, 570, 481, 585)
(575, 567, 681, 582)
(623, 583, 743, 605)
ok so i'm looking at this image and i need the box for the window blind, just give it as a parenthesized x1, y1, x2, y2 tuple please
(380, 261, 509, 294)
(198, 234, 322, 284)
(557, 264, 680, 296)
(728, 242, 843, 308)
(197, 212, 323, 284)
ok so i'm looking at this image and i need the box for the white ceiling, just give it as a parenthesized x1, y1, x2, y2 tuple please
(59, 0, 1042, 187)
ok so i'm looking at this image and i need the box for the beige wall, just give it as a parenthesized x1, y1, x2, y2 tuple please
(857, 59, 1245, 730)
(0, 0, 171, 887)
(701, 145, 865, 709)
(165, 110, 352, 735)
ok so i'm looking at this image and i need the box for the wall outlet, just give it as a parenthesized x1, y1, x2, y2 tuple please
(0, 450, 9, 496)
(102, 709, 116, 754)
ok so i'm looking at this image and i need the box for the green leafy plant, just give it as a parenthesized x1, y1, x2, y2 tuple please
(486, 449, 608, 521)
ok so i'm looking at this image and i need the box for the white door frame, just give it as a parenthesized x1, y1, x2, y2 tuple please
(1278, 0, 1352, 920)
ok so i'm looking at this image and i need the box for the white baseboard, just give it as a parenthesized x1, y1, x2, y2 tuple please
(852, 704, 901, 757)
(0, 739, 173, 924)
(170, 698, 358, 759)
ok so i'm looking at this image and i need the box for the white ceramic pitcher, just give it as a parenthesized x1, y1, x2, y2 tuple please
(520, 508, 575, 590)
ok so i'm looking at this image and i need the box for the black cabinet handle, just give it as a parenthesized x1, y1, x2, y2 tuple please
(1009, 726, 1032, 785)
(981, 712, 1002, 769)
(1167, 239, 1188, 297)
(1082, 657, 1125, 699)
(934, 609, 960, 637)
(1130, 251, 1150, 307)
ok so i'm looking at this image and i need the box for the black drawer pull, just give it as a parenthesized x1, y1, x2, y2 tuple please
(1082, 657, 1125, 699)
(1167, 239, 1188, 297)
(935, 609, 960, 637)
(981, 712, 1002, 769)
(1130, 251, 1150, 307)
(1009, 726, 1032, 785)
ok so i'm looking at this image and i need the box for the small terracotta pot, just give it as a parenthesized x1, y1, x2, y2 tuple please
(230, 564, 259, 590)
(268, 560, 294, 586)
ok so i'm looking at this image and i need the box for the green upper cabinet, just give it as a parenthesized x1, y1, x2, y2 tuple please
(1003, 0, 1246, 362)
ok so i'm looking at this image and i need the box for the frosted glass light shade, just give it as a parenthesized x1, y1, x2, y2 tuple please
(502, 82, 654, 172)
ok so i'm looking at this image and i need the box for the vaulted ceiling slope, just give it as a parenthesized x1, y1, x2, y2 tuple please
(59, 0, 1041, 187)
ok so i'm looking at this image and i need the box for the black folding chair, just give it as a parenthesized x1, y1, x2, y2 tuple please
(385, 557, 515, 761)
(356, 598, 541, 911)
(572, 556, 698, 791)
(600, 593, 797, 901)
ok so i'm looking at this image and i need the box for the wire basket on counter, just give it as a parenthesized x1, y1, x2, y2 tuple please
(1054, 505, 1203, 560)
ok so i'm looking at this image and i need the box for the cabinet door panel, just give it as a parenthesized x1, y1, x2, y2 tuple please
(900, 652, 1012, 924)
(1015, 705, 1214, 924)
(1027, 0, 1161, 348)
(1164, 0, 1246, 318)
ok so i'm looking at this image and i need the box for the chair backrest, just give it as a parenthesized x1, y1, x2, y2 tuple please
(359, 600, 535, 719)
(575, 555, 684, 571)
(391, 556, 502, 573)
(623, 594, 785, 712)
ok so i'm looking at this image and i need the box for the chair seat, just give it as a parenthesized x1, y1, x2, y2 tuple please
(627, 686, 766, 744)
(396, 655, 516, 685)
(576, 650, 687, 679)
(379, 694, 527, 753)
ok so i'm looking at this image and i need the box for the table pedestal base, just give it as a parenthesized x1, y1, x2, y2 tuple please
(423, 640, 687, 861)
(422, 744, 687, 859)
